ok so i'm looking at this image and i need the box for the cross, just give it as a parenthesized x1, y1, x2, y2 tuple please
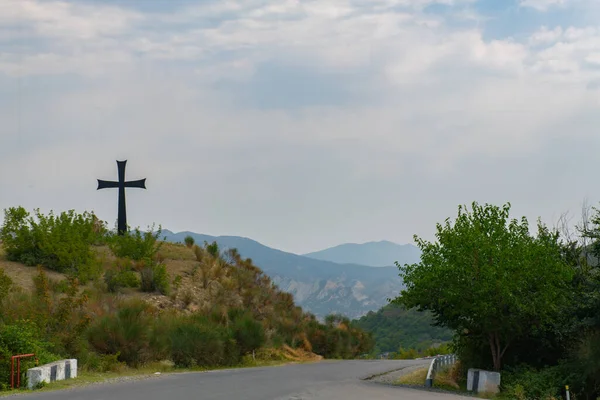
(97, 160, 146, 235)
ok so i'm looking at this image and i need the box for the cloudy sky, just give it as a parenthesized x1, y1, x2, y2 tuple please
(1, 0, 600, 254)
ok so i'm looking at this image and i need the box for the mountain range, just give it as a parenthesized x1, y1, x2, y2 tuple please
(161, 230, 420, 319)
(304, 240, 421, 267)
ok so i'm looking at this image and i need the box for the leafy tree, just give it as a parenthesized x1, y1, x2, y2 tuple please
(395, 202, 573, 371)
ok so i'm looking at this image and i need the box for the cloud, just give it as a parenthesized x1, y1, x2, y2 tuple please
(519, 0, 570, 11)
(1, 0, 600, 252)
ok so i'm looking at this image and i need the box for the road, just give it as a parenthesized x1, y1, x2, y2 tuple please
(17, 360, 472, 400)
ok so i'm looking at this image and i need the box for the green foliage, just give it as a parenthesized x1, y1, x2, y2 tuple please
(500, 364, 569, 400)
(0, 320, 60, 388)
(139, 263, 170, 295)
(87, 299, 157, 367)
(305, 314, 373, 359)
(106, 226, 162, 261)
(104, 258, 140, 293)
(353, 302, 452, 353)
(0, 207, 102, 282)
(0, 206, 376, 390)
(184, 235, 195, 248)
(169, 316, 238, 368)
(229, 310, 266, 355)
(396, 202, 573, 371)
(0, 268, 12, 305)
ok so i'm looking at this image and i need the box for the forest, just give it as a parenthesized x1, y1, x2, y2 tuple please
(353, 302, 452, 354)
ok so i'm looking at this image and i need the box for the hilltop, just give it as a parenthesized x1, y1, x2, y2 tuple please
(303, 240, 421, 267)
(161, 230, 410, 319)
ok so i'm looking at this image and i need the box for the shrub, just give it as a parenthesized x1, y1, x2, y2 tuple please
(80, 352, 126, 373)
(106, 226, 162, 262)
(104, 258, 140, 293)
(87, 299, 156, 367)
(501, 364, 567, 400)
(230, 312, 266, 355)
(0, 320, 60, 388)
(169, 316, 239, 368)
(0, 269, 12, 305)
(184, 236, 195, 248)
(0, 207, 101, 282)
(140, 263, 170, 295)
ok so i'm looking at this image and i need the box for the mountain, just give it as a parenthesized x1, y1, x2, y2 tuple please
(160, 230, 412, 319)
(303, 240, 421, 267)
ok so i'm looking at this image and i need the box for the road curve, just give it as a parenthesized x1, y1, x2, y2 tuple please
(16, 360, 472, 400)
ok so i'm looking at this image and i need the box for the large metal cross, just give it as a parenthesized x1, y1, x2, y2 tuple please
(97, 160, 146, 235)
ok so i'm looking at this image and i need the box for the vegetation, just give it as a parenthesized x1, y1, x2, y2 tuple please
(184, 235, 195, 248)
(353, 302, 452, 354)
(0, 207, 374, 391)
(0, 207, 103, 283)
(395, 201, 600, 399)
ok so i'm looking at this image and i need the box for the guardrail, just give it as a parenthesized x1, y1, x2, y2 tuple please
(425, 354, 457, 388)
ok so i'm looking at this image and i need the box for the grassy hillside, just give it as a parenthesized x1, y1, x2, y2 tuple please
(0, 207, 374, 391)
(353, 302, 452, 354)
(161, 230, 406, 319)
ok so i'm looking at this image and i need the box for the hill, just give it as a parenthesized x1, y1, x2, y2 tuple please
(303, 240, 421, 267)
(0, 207, 376, 387)
(352, 302, 453, 354)
(161, 230, 408, 319)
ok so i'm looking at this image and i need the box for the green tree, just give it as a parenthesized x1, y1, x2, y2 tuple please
(395, 202, 573, 371)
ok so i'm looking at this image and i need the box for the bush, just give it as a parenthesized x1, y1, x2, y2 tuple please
(0, 320, 60, 388)
(87, 299, 156, 367)
(169, 316, 239, 368)
(230, 311, 266, 355)
(0, 269, 12, 305)
(0, 207, 102, 282)
(104, 259, 140, 293)
(500, 364, 567, 400)
(184, 236, 195, 248)
(140, 263, 170, 295)
(106, 226, 162, 261)
(80, 352, 126, 373)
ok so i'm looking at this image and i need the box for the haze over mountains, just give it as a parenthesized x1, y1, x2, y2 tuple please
(303, 241, 421, 267)
(161, 230, 421, 319)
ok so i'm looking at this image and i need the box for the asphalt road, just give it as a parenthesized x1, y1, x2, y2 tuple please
(17, 360, 472, 400)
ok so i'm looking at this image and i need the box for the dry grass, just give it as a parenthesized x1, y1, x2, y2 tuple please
(158, 242, 196, 261)
(396, 367, 428, 385)
(0, 247, 67, 292)
(433, 365, 461, 390)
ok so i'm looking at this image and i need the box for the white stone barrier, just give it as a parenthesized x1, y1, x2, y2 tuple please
(467, 368, 501, 394)
(27, 359, 77, 389)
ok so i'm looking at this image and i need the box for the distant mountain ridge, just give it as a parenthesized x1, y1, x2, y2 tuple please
(160, 230, 415, 319)
(303, 240, 421, 267)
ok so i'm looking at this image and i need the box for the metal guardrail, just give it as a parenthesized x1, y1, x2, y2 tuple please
(425, 354, 457, 388)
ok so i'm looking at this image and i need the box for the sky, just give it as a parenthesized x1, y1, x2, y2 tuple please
(1, 0, 600, 254)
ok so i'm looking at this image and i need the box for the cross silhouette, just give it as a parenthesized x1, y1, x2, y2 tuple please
(97, 160, 146, 235)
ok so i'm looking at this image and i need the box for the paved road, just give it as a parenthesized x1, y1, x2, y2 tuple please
(17, 360, 472, 400)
